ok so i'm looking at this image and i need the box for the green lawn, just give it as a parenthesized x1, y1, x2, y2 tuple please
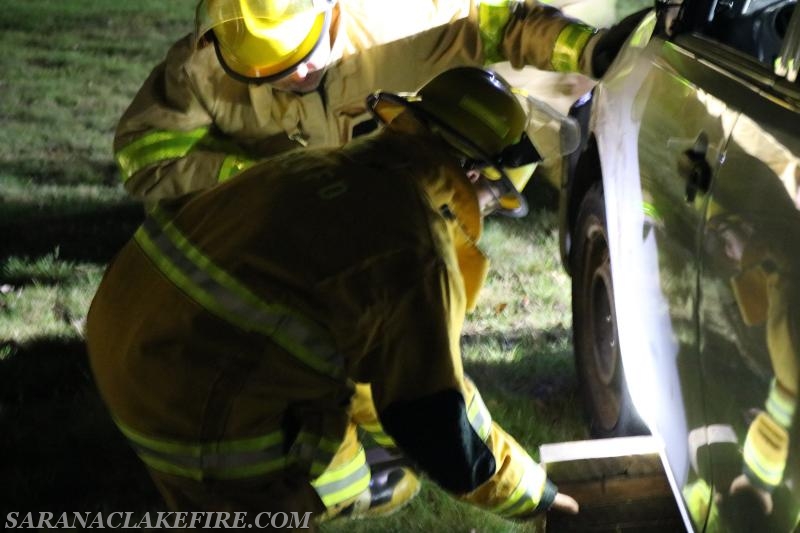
(0, 0, 630, 530)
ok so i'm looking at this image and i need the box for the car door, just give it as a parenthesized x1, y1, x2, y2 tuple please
(594, 10, 743, 531)
(692, 2, 800, 530)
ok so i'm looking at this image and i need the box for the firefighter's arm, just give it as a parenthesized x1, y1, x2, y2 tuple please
(488, 0, 649, 77)
(730, 407, 789, 515)
(458, 377, 578, 517)
(377, 368, 577, 517)
(114, 35, 258, 204)
(731, 258, 798, 505)
(358, 248, 574, 516)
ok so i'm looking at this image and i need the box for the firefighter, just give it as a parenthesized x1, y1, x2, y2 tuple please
(114, 0, 649, 205)
(87, 66, 579, 527)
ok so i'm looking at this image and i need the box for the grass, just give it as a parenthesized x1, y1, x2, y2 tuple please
(0, 0, 650, 529)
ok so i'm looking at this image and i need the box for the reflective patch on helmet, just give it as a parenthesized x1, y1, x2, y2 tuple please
(459, 96, 511, 141)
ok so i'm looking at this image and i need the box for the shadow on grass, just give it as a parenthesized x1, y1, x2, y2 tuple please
(0, 203, 144, 264)
(462, 323, 575, 400)
(1, 160, 121, 187)
(0, 327, 582, 520)
(0, 337, 163, 514)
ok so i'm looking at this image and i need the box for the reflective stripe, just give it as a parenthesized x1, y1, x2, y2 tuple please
(744, 442, 785, 487)
(292, 431, 342, 477)
(687, 424, 736, 474)
(360, 421, 397, 448)
(116, 127, 210, 182)
(766, 379, 796, 428)
(491, 458, 547, 517)
(743, 413, 789, 488)
(477, 0, 520, 64)
(115, 417, 286, 481)
(311, 446, 371, 507)
(134, 207, 344, 379)
(219, 154, 258, 183)
(551, 23, 596, 73)
(359, 389, 491, 448)
(467, 387, 492, 442)
(642, 200, 660, 220)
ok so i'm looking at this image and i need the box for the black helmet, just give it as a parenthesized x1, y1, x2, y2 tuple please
(367, 66, 542, 217)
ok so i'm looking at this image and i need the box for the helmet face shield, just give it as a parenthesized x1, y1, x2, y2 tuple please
(366, 69, 546, 218)
(196, 0, 335, 83)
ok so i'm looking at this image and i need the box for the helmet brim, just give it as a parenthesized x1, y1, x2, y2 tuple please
(198, 0, 335, 84)
(367, 91, 534, 218)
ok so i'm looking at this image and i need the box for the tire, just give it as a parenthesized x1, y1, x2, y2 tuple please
(571, 183, 648, 438)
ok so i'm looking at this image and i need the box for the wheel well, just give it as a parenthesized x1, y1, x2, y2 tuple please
(566, 134, 603, 268)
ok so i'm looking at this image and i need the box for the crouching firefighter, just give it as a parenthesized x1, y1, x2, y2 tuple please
(86, 66, 579, 528)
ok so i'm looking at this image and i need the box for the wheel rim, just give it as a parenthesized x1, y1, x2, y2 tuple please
(591, 262, 617, 386)
(583, 221, 621, 432)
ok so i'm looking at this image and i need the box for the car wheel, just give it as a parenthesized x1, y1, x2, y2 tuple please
(571, 183, 647, 438)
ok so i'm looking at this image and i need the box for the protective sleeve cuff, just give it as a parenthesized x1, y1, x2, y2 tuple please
(535, 478, 558, 514)
(514, 478, 558, 519)
(550, 23, 599, 74)
(765, 378, 796, 428)
(380, 389, 496, 494)
(742, 412, 789, 491)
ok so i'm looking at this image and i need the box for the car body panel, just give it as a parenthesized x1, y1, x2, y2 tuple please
(592, 15, 722, 529)
(560, 1, 800, 530)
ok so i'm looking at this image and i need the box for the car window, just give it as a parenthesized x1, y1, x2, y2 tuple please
(679, 0, 796, 67)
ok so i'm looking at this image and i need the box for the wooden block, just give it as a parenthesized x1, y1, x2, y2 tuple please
(540, 436, 687, 532)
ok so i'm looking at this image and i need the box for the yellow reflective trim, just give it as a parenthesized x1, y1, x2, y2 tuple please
(642, 201, 659, 219)
(360, 421, 397, 447)
(743, 413, 788, 487)
(135, 207, 343, 378)
(210, 457, 289, 479)
(316, 467, 370, 507)
(218, 154, 258, 183)
(372, 435, 396, 447)
(551, 23, 596, 73)
(312, 447, 371, 506)
(115, 127, 210, 181)
(138, 452, 204, 481)
(114, 417, 288, 481)
(359, 421, 383, 432)
(491, 459, 547, 516)
(312, 447, 366, 486)
(744, 446, 785, 486)
(478, 0, 518, 64)
(138, 451, 288, 481)
(492, 474, 530, 514)
(295, 432, 341, 454)
(293, 431, 342, 477)
(766, 379, 796, 428)
(117, 416, 283, 456)
(467, 389, 492, 442)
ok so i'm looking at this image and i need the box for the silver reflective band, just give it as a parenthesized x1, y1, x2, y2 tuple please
(135, 207, 344, 378)
(115, 418, 288, 481)
(467, 388, 493, 442)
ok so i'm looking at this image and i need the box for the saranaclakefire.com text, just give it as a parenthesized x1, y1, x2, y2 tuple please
(5, 511, 313, 529)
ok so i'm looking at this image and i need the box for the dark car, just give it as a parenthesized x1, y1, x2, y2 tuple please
(559, 1, 800, 530)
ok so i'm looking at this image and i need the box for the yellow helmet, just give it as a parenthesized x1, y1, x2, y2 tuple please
(195, 0, 335, 82)
(367, 66, 543, 217)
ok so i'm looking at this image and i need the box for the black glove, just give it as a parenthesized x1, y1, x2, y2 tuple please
(591, 8, 652, 78)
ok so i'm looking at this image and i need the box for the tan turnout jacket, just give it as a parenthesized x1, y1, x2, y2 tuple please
(89, 120, 557, 519)
(114, 0, 596, 203)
